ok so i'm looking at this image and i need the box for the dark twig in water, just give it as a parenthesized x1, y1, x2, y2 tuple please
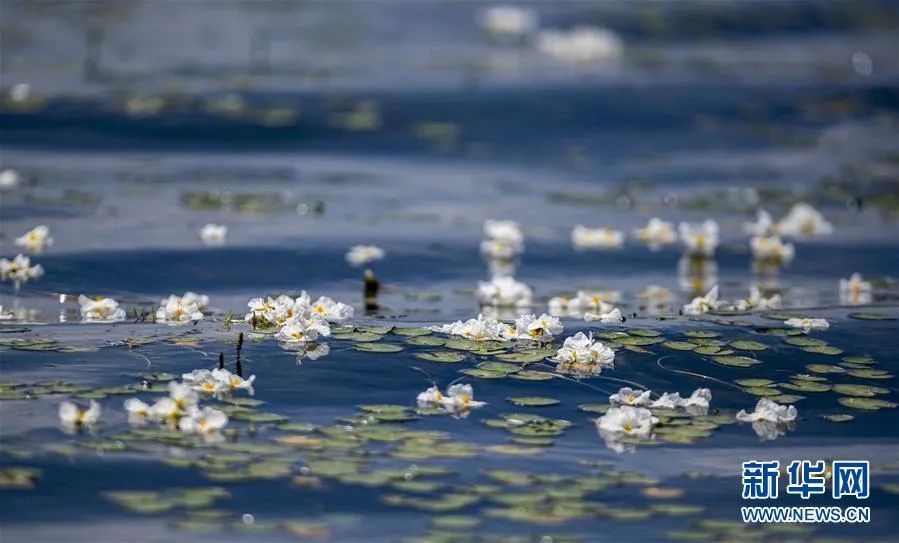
(235, 333, 244, 378)
(218, 352, 224, 370)
(364, 269, 379, 311)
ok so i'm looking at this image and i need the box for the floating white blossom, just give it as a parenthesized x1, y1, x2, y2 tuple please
(839, 273, 872, 306)
(736, 398, 797, 441)
(156, 293, 204, 323)
(440, 383, 486, 414)
(148, 397, 181, 422)
(307, 295, 354, 321)
(0, 254, 44, 283)
(583, 307, 623, 323)
(346, 245, 385, 266)
(168, 381, 200, 412)
(430, 314, 506, 341)
(78, 295, 126, 323)
(124, 398, 151, 424)
(276, 317, 332, 343)
(178, 406, 229, 438)
(14, 225, 53, 252)
(552, 331, 615, 368)
(750, 235, 794, 263)
(682, 286, 722, 315)
(59, 400, 101, 429)
(650, 388, 711, 416)
(537, 26, 623, 64)
(743, 209, 776, 236)
(596, 406, 657, 438)
(609, 387, 652, 407)
(477, 275, 532, 307)
(571, 226, 624, 250)
(506, 313, 563, 342)
(778, 203, 833, 238)
(785, 317, 829, 333)
(679, 220, 719, 257)
(478, 5, 537, 39)
(633, 218, 677, 250)
(199, 224, 227, 246)
(0, 169, 22, 189)
(734, 286, 781, 311)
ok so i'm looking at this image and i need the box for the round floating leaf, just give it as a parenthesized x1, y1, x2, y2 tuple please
(803, 345, 843, 356)
(578, 404, 609, 414)
(806, 364, 845, 374)
(712, 355, 761, 367)
(847, 369, 893, 379)
(693, 346, 725, 356)
(842, 356, 875, 365)
(628, 328, 662, 337)
(663, 341, 698, 351)
(729, 340, 767, 351)
(820, 414, 854, 423)
(616, 336, 665, 346)
(847, 312, 896, 321)
(762, 312, 809, 321)
(509, 371, 553, 381)
(744, 386, 780, 397)
(443, 339, 485, 351)
(768, 394, 805, 403)
(406, 336, 446, 346)
(837, 397, 897, 410)
(780, 381, 831, 393)
(353, 343, 403, 353)
(506, 397, 559, 407)
(332, 332, 382, 342)
(832, 384, 889, 397)
(478, 361, 520, 374)
(735, 379, 775, 387)
(784, 337, 827, 347)
(355, 325, 392, 334)
(460, 369, 506, 379)
(392, 327, 432, 337)
(683, 330, 719, 338)
(415, 352, 465, 363)
(495, 352, 547, 364)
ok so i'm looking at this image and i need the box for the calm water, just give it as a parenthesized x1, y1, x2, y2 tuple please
(1, 1, 898, 542)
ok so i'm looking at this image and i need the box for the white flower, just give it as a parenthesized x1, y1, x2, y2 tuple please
(839, 273, 872, 306)
(183, 369, 227, 396)
(575, 290, 619, 312)
(181, 291, 210, 310)
(479, 239, 521, 260)
(596, 406, 657, 438)
(59, 400, 101, 428)
(178, 406, 229, 437)
(734, 287, 782, 311)
(212, 368, 256, 395)
(633, 218, 677, 250)
(785, 317, 829, 333)
(124, 398, 151, 423)
(245, 295, 299, 327)
(0, 169, 22, 189)
(571, 226, 624, 250)
(682, 286, 721, 315)
(346, 245, 385, 266)
(505, 313, 563, 341)
(736, 398, 797, 441)
(306, 296, 354, 321)
(537, 26, 623, 64)
(653, 388, 712, 416)
(430, 314, 506, 341)
(148, 397, 181, 422)
(276, 317, 331, 343)
(679, 220, 719, 257)
(167, 381, 199, 412)
(478, 5, 537, 39)
(439, 383, 486, 414)
(547, 295, 576, 317)
(416, 386, 444, 407)
(199, 224, 227, 246)
(477, 276, 532, 307)
(584, 307, 623, 323)
(290, 342, 330, 363)
(744, 209, 776, 236)
(483, 219, 523, 247)
(552, 331, 615, 367)
(14, 225, 53, 252)
(156, 294, 203, 323)
(609, 387, 652, 407)
(78, 295, 126, 322)
(9, 83, 31, 102)
(778, 203, 833, 238)
(750, 235, 794, 263)
(0, 254, 44, 283)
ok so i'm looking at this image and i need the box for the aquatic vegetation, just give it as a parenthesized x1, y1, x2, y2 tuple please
(778, 203, 834, 238)
(651, 388, 712, 416)
(477, 4, 537, 40)
(633, 218, 677, 250)
(178, 406, 229, 440)
(840, 273, 872, 306)
(679, 219, 719, 258)
(596, 406, 658, 449)
(733, 286, 781, 311)
(476, 275, 532, 308)
(537, 26, 623, 64)
(571, 225, 624, 250)
(156, 293, 205, 323)
(346, 245, 385, 266)
(0, 254, 43, 284)
(14, 225, 53, 253)
(0, 168, 22, 189)
(584, 307, 623, 323)
(682, 286, 722, 315)
(480, 219, 524, 260)
(275, 318, 331, 343)
(198, 224, 227, 246)
(58, 400, 101, 430)
(78, 295, 126, 323)
(417, 383, 485, 417)
(750, 235, 794, 264)
(551, 331, 615, 368)
(736, 398, 798, 441)
(785, 317, 830, 333)
(609, 387, 652, 407)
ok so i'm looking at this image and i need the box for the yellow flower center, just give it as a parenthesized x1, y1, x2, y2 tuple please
(623, 423, 634, 432)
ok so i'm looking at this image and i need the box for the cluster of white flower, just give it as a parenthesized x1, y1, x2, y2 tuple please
(346, 245, 385, 267)
(431, 312, 562, 343)
(551, 331, 615, 371)
(14, 225, 53, 253)
(596, 406, 658, 453)
(745, 204, 833, 239)
(571, 226, 624, 250)
(633, 218, 677, 251)
(736, 398, 798, 441)
(679, 220, 719, 258)
(58, 400, 101, 432)
(246, 291, 352, 332)
(609, 386, 711, 415)
(78, 295, 127, 323)
(417, 383, 485, 418)
(548, 290, 622, 321)
(480, 219, 524, 262)
(750, 234, 795, 264)
(199, 224, 227, 246)
(839, 273, 872, 306)
(683, 285, 783, 315)
(477, 275, 532, 308)
(785, 317, 830, 333)
(0, 254, 44, 284)
(156, 292, 208, 324)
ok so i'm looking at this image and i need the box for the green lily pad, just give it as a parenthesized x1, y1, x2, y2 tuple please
(729, 340, 767, 351)
(406, 336, 446, 346)
(506, 397, 560, 407)
(785, 336, 827, 347)
(415, 352, 466, 363)
(683, 330, 719, 338)
(847, 369, 893, 379)
(847, 312, 896, 320)
(780, 381, 832, 393)
(332, 332, 382, 342)
(712, 355, 761, 367)
(837, 397, 897, 410)
(628, 328, 662, 337)
(392, 327, 432, 337)
(353, 343, 403, 353)
(832, 384, 890, 397)
(664, 341, 698, 351)
(735, 379, 775, 387)
(460, 369, 506, 379)
(803, 345, 843, 355)
(509, 370, 553, 381)
(806, 364, 845, 374)
(820, 414, 854, 423)
(495, 352, 547, 363)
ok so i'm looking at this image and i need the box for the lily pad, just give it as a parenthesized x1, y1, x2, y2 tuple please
(712, 355, 761, 367)
(837, 397, 897, 410)
(506, 397, 560, 407)
(353, 343, 403, 353)
(729, 340, 767, 351)
(415, 352, 466, 363)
